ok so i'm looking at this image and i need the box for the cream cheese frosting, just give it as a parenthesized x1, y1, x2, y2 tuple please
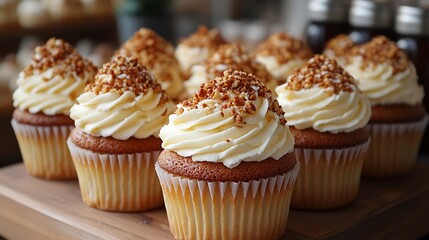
(160, 69, 294, 168)
(70, 56, 175, 140)
(13, 38, 97, 116)
(323, 34, 356, 67)
(255, 55, 306, 82)
(344, 36, 424, 106)
(276, 55, 371, 133)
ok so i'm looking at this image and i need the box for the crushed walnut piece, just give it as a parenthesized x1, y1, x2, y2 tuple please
(205, 43, 274, 84)
(85, 56, 168, 102)
(23, 38, 97, 79)
(180, 26, 226, 50)
(286, 55, 356, 95)
(347, 35, 409, 74)
(179, 69, 286, 125)
(324, 34, 356, 57)
(255, 32, 313, 64)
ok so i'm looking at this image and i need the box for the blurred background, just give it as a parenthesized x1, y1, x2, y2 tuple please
(1, 0, 429, 167)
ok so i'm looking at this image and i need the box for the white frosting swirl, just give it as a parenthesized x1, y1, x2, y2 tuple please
(151, 62, 184, 100)
(70, 89, 175, 140)
(13, 67, 94, 115)
(276, 85, 371, 133)
(255, 55, 306, 82)
(160, 97, 294, 168)
(184, 65, 207, 97)
(345, 57, 424, 106)
(175, 45, 209, 73)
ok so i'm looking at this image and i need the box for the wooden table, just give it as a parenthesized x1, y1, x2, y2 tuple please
(1, 163, 429, 240)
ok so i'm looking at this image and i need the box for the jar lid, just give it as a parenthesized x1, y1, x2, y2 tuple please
(349, 0, 393, 28)
(308, 0, 349, 22)
(396, 5, 429, 36)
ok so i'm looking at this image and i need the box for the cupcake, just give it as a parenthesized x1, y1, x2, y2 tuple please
(11, 38, 98, 179)
(276, 55, 371, 210)
(255, 32, 313, 85)
(185, 43, 277, 97)
(344, 36, 428, 178)
(175, 26, 226, 78)
(16, 0, 50, 28)
(157, 69, 299, 240)
(323, 34, 356, 66)
(115, 28, 184, 101)
(67, 56, 175, 211)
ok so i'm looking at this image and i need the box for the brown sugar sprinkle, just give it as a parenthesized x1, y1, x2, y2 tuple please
(85, 56, 168, 101)
(23, 38, 97, 79)
(347, 36, 409, 74)
(114, 28, 179, 72)
(286, 55, 356, 95)
(205, 43, 274, 84)
(180, 26, 226, 50)
(256, 32, 313, 64)
(179, 69, 286, 125)
(324, 34, 356, 57)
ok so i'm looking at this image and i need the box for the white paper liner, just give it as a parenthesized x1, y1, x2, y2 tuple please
(155, 161, 300, 240)
(11, 119, 76, 180)
(292, 140, 370, 210)
(67, 139, 163, 212)
(363, 115, 428, 178)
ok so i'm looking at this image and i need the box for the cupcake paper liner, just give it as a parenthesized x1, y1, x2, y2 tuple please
(363, 115, 428, 178)
(67, 139, 163, 212)
(155, 161, 300, 240)
(292, 140, 370, 210)
(11, 119, 76, 180)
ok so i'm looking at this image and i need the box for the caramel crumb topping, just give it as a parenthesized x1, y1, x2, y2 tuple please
(23, 38, 97, 79)
(324, 34, 356, 57)
(205, 43, 274, 84)
(256, 32, 313, 64)
(179, 69, 286, 125)
(286, 55, 355, 95)
(86, 56, 168, 102)
(347, 36, 409, 74)
(180, 26, 226, 50)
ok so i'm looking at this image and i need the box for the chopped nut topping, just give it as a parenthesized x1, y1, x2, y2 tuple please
(180, 26, 226, 50)
(205, 43, 274, 84)
(180, 69, 286, 125)
(86, 56, 168, 101)
(324, 34, 356, 57)
(256, 32, 313, 64)
(23, 38, 97, 79)
(347, 36, 409, 74)
(286, 55, 356, 94)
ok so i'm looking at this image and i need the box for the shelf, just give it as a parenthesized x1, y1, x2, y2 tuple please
(1, 162, 429, 239)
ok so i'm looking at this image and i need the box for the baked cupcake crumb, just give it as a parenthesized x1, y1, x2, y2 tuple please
(180, 26, 226, 49)
(23, 38, 97, 79)
(86, 56, 166, 102)
(256, 32, 313, 64)
(180, 69, 286, 125)
(347, 35, 408, 74)
(324, 34, 356, 57)
(286, 55, 355, 95)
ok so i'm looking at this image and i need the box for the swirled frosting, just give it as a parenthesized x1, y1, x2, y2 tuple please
(13, 38, 97, 115)
(70, 56, 175, 140)
(276, 55, 371, 133)
(160, 69, 294, 168)
(323, 34, 356, 66)
(255, 56, 306, 82)
(344, 36, 424, 106)
(115, 28, 184, 100)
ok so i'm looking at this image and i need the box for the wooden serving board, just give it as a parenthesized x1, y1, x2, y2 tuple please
(1, 162, 429, 240)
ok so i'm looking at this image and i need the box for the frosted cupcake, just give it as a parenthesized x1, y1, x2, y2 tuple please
(276, 55, 371, 210)
(68, 56, 175, 211)
(115, 28, 184, 101)
(344, 36, 428, 178)
(157, 69, 299, 240)
(255, 32, 312, 85)
(323, 34, 356, 66)
(175, 26, 226, 78)
(12, 38, 97, 179)
(185, 43, 277, 97)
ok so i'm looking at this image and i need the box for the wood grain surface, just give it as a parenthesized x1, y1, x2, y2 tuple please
(1, 162, 429, 240)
